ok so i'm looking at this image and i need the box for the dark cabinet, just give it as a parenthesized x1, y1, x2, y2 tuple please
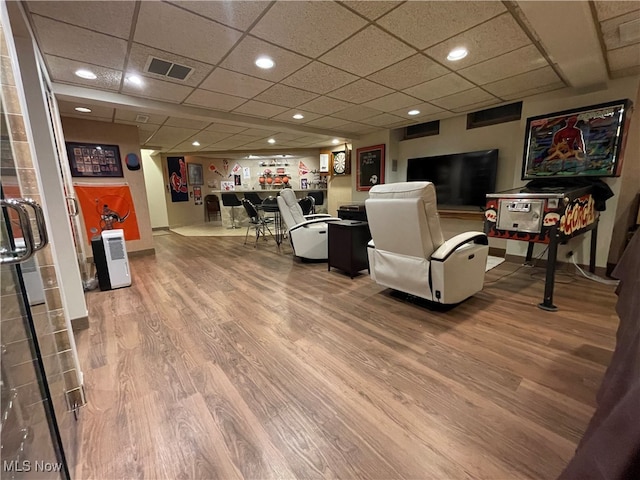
(328, 221, 370, 278)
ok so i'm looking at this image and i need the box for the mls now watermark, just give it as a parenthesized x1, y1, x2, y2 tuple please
(3, 460, 63, 473)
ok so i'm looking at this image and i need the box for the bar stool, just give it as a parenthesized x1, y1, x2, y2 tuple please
(221, 193, 242, 229)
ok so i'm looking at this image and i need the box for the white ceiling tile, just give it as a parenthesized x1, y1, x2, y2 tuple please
(220, 36, 311, 82)
(501, 82, 565, 101)
(127, 43, 214, 87)
(210, 135, 255, 148)
(367, 54, 449, 90)
(239, 128, 278, 138)
(328, 79, 394, 103)
(44, 55, 122, 91)
(254, 84, 319, 108)
(270, 109, 324, 124)
(320, 26, 417, 77)
(390, 103, 444, 119)
(26, 1, 135, 39)
(429, 88, 497, 110)
(363, 92, 420, 112)
(483, 66, 562, 99)
(115, 110, 167, 126)
(205, 123, 248, 134)
(170, 141, 206, 152)
(167, 1, 270, 30)
(281, 62, 358, 94)
(164, 117, 211, 130)
(608, 43, 640, 71)
(450, 98, 503, 114)
(611, 65, 640, 79)
(425, 13, 531, 69)
(601, 11, 640, 50)
(304, 116, 351, 129)
(593, 1, 640, 21)
(404, 73, 474, 102)
(58, 101, 114, 119)
(199, 68, 273, 99)
(122, 76, 193, 103)
(339, 122, 382, 133)
(183, 89, 247, 111)
(342, 1, 400, 20)
(31, 16, 127, 70)
(332, 105, 382, 121)
(360, 113, 406, 127)
(232, 100, 289, 118)
(297, 96, 354, 115)
(376, 1, 506, 49)
(250, 1, 367, 58)
(147, 126, 200, 148)
(139, 126, 159, 144)
(187, 130, 233, 145)
(135, 2, 242, 65)
(458, 45, 549, 85)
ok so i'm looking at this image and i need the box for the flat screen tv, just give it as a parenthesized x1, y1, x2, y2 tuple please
(406, 149, 498, 209)
(521, 99, 631, 180)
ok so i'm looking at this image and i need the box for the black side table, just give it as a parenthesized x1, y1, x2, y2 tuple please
(328, 220, 370, 278)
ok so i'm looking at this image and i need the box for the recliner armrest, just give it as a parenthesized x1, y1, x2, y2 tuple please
(304, 214, 332, 220)
(289, 217, 342, 232)
(431, 231, 488, 262)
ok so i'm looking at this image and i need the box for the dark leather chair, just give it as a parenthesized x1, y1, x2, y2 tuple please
(241, 199, 273, 246)
(221, 193, 242, 229)
(308, 191, 324, 213)
(204, 195, 220, 221)
(244, 192, 263, 206)
(298, 196, 314, 215)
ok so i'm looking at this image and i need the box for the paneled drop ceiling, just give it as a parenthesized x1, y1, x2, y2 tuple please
(24, 0, 640, 154)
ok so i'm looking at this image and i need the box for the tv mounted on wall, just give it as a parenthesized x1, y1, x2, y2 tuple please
(521, 99, 631, 180)
(406, 149, 499, 209)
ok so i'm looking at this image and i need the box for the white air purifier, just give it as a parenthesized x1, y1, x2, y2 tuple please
(92, 229, 131, 290)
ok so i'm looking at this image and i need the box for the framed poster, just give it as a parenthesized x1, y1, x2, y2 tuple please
(356, 144, 385, 191)
(66, 142, 123, 177)
(187, 163, 203, 185)
(167, 156, 188, 202)
(319, 153, 329, 173)
(521, 99, 631, 179)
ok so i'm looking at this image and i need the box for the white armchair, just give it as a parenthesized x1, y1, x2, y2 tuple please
(365, 182, 489, 305)
(277, 189, 341, 260)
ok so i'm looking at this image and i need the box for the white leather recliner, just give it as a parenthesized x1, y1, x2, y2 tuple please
(277, 189, 341, 260)
(365, 182, 489, 305)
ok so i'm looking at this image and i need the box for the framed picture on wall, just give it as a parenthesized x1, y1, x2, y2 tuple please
(187, 163, 204, 185)
(66, 142, 123, 177)
(356, 144, 385, 191)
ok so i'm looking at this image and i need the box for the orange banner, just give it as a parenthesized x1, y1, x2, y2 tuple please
(74, 185, 140, 241)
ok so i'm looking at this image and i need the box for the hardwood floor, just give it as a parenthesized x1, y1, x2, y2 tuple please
(74, 233, 619, 479)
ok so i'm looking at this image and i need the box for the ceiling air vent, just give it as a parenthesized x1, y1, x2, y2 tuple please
(144, 56, 193, 81)
(135, 114, 149, 124)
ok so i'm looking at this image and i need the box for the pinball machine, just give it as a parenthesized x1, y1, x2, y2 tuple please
(484, 99, 632, 311)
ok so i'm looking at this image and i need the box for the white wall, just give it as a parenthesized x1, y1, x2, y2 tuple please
(142, 149, 169, 229)
(393, 76, 640, 267)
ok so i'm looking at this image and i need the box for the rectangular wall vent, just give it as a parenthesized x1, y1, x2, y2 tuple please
(466, 101, 522, 130)
(404, 120, 440, 140)
(144, 56, 193, 81)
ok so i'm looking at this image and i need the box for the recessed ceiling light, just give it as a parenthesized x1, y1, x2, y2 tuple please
(127, 74, 143, 86)
(408, 109, 420, 116)
(255, 56, 275, 69)
(332, 139, 340, 144)
(267, 138, 276, 144)
(292, 113, 304, 119)
(75, 69, 96, 79)
(447, 47, 468, 61)
(192, 141, 200, 146)
(75, 107, 92, 113)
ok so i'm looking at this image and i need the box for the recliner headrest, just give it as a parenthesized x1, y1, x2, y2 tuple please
(369, 181, 434, 200)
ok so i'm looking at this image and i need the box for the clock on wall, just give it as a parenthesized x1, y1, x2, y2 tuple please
(332, 150, 350, 175)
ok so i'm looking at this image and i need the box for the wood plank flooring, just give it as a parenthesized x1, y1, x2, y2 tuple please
(74, 233, 619, 479)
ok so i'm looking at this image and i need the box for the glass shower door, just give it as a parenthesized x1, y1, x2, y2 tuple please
(1, 195, 69, 479)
